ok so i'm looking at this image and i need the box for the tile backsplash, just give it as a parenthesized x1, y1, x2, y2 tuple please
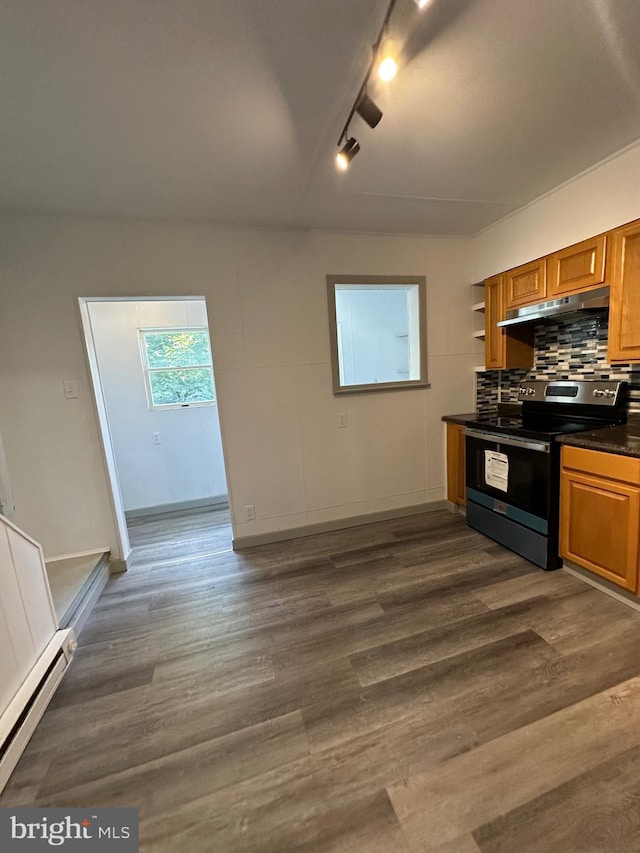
(476, 314, 640, 413)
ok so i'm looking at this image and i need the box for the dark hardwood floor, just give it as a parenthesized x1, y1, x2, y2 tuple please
(3, 507, 640, 851)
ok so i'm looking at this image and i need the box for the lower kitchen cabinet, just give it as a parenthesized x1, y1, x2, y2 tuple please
(560, 445, 640, 592)
(446, 422, 466, 506)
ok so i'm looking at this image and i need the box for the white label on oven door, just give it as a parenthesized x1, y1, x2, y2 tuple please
(484, 450, 509, 492)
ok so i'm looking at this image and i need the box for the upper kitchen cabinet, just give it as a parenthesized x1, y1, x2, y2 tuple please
(485, 274, 533, 370)
(608, 218, 640, 363)
(504, 259, 546, 310)
(547, 234, 607, 297)
(485, 275, 503, 369)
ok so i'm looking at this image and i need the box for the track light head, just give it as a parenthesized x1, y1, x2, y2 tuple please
(377, 39, 398, 81)
(378, 56, 397, 81)
(336, 137, 360, 171)
(356, 92, 383, 129)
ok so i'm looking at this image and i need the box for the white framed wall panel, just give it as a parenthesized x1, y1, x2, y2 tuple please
(0, 524, 35, 680)
(0, 605, 20, 719)
(0, 516, 57, 719)
(7, 526, 57, 657)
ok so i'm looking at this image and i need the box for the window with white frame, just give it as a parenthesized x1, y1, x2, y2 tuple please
(139, 328, 216, 408)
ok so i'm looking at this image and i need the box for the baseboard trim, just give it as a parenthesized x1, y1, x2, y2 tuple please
(125, 496, 228, 521)
(233, 500, 449, 550)
(563, 561, 640, 613)
(109, 549, 131, 574)
(445, 501, 467, 517)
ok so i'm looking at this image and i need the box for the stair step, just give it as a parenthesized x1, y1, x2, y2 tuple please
(45, 551, 110, 628)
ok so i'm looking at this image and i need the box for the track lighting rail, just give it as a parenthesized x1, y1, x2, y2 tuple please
(336, 0, 431, 169)
(336, 0, 398, 149)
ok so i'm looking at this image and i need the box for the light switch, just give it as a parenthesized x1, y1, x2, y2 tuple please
(337, 412, 348, 428)
(63, 379, 79, 399)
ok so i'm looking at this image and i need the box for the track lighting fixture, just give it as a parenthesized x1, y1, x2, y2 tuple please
(355, 92, 383, 129)
(336, 137, 360, 171)
(335, 0, 432, 168)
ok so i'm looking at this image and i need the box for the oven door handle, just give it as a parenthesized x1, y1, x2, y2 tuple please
(465, 427, 551, 453)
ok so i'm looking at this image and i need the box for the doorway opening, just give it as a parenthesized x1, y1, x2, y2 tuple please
(79, 296, 233, 576)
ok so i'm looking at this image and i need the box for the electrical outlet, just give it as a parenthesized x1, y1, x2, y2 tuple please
(152, 432, 161, 445)
(63, 379, 79, 399)
(337, 412, 348, 428)
(245, 504, 256, 521)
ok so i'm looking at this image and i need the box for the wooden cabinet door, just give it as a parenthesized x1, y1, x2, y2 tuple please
(485, 274, 505, 369)
(608, 219, 640, 363)
(547, 234, 607, 297)
(504, 259, 546, 310)
(446, 423, 466, 506)
(560, 468, 640, 592)
(484, 274, 533, 370)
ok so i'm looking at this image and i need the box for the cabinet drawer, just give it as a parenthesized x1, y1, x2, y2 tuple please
(561, 445, 640, 486)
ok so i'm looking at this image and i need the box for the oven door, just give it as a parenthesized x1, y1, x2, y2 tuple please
(465, 428, 554, 534)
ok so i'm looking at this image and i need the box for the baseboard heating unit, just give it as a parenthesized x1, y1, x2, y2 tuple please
(0, 629, 76, 793)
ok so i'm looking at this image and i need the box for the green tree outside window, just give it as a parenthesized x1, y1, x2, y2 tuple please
(141, 330, 216, 406)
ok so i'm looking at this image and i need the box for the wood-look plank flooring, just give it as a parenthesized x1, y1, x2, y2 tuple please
(4, 506, 640, 851)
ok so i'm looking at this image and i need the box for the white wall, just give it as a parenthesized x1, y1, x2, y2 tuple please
(471, 139, 640, 281)
(87, 299, 227, 513)
(0, 215, 475, 557)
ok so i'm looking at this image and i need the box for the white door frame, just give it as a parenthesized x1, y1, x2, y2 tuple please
(78, 295, 229, 567)
(78, 297, 131, 566)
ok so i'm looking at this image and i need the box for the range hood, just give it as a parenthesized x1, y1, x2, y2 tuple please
(497, 286, 609, 328)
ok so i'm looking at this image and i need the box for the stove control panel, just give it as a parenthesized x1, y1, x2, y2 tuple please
(517, 380, 626, 406)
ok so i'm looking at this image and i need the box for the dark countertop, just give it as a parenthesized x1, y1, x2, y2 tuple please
(442, 404, 521, 427)
(557, 424, 640, 458)
(444, 408, 640, 457)
(442, 412, 479, 426)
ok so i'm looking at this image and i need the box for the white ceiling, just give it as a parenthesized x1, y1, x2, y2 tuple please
(2, 0, 640, 234)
